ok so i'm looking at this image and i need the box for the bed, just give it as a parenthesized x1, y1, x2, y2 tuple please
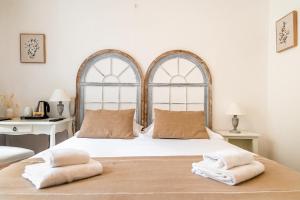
(1, 49, 300, 200)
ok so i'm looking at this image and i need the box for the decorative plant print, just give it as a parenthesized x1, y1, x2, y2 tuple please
(278, 21, 290, 44)
(276, 11, 297, 52)
(20, 34, 45, 63)
(24, 38, 40, 58)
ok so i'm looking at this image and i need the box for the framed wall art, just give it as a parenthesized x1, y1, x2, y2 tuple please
(276, 11, 298, 53)
(20, 33, 46, 63)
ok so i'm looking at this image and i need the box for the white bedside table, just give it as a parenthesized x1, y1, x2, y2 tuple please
(0, 118, 73, 147)
(217, 131, 260, 154)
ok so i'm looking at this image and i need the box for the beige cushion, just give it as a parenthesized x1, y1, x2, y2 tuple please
(0, 146, 34, 169)
(78, 109, 135, 139)
(153, 109, 209, 139)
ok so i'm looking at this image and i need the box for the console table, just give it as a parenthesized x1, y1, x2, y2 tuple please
(217, 130, 260, 154)
(0, 118, 73, 147)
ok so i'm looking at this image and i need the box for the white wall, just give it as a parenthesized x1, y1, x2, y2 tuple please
(0, 0, 269, 152)
(266, 0, 300, 171)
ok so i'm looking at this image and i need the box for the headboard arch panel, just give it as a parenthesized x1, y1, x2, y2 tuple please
(145, 50, 212, 128)
(76, 49, 143, 130)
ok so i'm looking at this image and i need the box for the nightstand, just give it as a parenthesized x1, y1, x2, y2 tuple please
(217, 131, 260, 154)
(0, 118, 73, 148)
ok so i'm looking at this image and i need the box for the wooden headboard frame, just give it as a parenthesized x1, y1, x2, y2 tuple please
(75, 49, 144, 131)
(144, 50, 212, 128)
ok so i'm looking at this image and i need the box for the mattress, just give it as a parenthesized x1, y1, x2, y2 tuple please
(2, 133, 300, 200)
(34, 133, 242, 158)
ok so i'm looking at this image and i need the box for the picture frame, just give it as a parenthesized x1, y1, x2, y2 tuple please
(276, 11, 298, 53)
(20, 33, 46, 63)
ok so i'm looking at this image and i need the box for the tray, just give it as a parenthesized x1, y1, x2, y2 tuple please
(20, 116, 49, 120)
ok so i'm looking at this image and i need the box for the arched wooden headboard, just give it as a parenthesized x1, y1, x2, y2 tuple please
(75, 49, 143, 130)
(145, 50, 212, 128)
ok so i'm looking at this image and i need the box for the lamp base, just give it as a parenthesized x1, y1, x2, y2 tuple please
(230, 115, 241, 134)
(57, 101, 64, 117)
(229, 129, 241, 134)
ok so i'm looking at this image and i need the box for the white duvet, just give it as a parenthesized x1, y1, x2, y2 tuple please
(35, 132, 243, 158)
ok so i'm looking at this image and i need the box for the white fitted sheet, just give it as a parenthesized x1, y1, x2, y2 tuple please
(35, 133, 242, 158)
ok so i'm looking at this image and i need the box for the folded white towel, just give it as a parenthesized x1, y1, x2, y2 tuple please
(22, 159, 103, 189)
(192, 160, 265, 185)
(43, 148, 90, 167)
(203, 149, 254, 170)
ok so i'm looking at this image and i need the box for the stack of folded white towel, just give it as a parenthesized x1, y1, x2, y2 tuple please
(23, 149, 103, 189)
(192, 149, 265, 185)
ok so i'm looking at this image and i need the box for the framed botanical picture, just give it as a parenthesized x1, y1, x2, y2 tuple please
(20, 33, 46, 63)
(276, 11, 298, 53)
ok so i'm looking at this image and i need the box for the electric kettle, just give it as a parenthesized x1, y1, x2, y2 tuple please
(35, 101, 50, 118)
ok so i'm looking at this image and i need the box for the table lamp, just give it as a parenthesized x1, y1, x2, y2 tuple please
(226, 103, 244, 133)
(49, 89, 71, 117)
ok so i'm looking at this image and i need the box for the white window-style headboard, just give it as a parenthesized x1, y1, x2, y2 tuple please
(76, 49, 143, 130)
(145, 50, 212, 128)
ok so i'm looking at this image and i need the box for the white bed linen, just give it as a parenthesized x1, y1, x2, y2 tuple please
(35, 133, 242, 158)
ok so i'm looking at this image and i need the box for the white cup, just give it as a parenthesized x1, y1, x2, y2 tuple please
(23, 107, 33, 117)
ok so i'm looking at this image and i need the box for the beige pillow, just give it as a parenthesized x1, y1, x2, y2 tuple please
(153, 109, 209, 139)
(78, 109, 135, 139)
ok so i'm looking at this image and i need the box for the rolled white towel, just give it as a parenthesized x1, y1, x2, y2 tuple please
(192, 160, 265, 185)
(203, 149, 254, 170)
(43, 148, 90, 167)
(23, 159, 103, 189)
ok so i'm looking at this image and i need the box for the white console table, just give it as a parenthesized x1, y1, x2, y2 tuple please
(0, 118, 73, 147)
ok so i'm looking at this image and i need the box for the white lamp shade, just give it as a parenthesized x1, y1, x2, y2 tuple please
(226, 103, 244, 115)
(49, 89, 71, 102)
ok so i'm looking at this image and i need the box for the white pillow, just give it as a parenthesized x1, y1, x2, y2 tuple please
(141, 123, 154, 136)
(205, 127, 224, 140)
(133, 121, 143, 136)
(141, 123, 224, 140)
